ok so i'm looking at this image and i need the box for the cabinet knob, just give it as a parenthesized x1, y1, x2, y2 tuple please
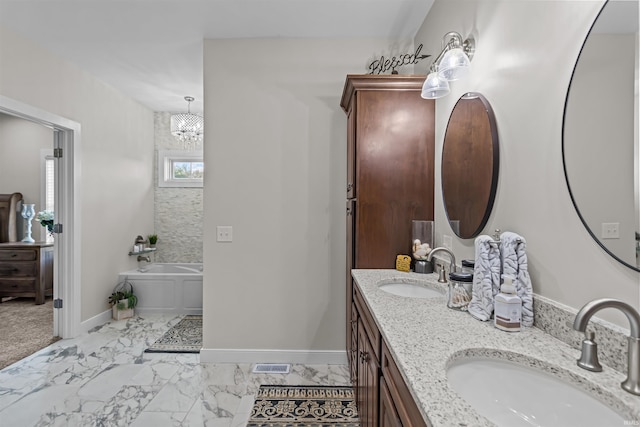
(347, 183, 353, 192)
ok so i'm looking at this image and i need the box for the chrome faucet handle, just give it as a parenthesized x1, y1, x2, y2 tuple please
(437, 264, 447, 283)
(577, 331, 603, 372)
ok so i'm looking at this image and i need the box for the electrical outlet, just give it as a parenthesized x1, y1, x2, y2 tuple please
(601, 222, 619, 239)
(216, 226, 233, 242)
(443, 234, 453, 250)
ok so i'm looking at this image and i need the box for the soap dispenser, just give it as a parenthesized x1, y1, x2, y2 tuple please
(494, 276, 521, 332)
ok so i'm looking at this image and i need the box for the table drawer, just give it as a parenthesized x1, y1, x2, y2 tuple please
(0, 249, 37, 261)
(0, 279, 38, 292)
(0, 262, 37, 277)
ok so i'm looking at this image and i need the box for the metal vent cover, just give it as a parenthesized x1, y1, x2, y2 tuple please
(252, 363, 291, 374)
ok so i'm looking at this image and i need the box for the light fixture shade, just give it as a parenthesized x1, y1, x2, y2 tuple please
(421, 72, 450, 99)
(437, 48, 471, 81)
(170, 96, 203, 148)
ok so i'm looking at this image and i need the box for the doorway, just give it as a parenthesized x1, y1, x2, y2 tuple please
(0, 94, 81, 340)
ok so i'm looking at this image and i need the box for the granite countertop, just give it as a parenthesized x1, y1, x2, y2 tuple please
(352, 269, 640, 426)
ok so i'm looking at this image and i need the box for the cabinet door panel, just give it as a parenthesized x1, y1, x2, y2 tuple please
(380, 376, 402, 427)
(381, 341, 428, 427)
(357, 320, 379, 427)
(354, 90, 434, 269)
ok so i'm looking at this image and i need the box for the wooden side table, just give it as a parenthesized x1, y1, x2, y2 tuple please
(0, 242, 54, 305)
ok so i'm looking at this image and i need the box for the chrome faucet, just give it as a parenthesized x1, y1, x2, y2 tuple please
(427, 247, 457, 274)
(573, 298, 640, 395)
(137, 255, 151, 263)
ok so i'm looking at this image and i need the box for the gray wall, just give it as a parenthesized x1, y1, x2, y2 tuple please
(416, 0, 640, 326)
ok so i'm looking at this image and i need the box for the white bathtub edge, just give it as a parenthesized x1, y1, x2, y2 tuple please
(199, 349, 348, 365)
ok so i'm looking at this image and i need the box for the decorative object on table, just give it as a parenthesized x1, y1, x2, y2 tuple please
(20, 204, 35, 243)
(170, 96, 203, 149)
(144, 315, 202, 353)
(395, 255, 411, 272)
(247, 385, 358, 426)
(368, 43, 430, 75)
(108, 278, 137, 320)
(35, 210, 55, 236)
(412, 220, 434, 274)
(147, 234, 158, 248)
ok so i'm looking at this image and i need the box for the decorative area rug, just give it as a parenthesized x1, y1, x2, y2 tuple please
(247, 385, 359, 426)
(144, 315, 202, 353)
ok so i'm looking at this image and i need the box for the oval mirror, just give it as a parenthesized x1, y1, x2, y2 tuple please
(442, 93, 499, 239)
(563, 0, 639, 271)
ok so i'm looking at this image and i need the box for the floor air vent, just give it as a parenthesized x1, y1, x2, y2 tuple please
(252, 363, 291, 374)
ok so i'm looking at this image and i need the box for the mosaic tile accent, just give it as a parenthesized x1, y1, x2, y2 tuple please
(153, 112, 203, 264)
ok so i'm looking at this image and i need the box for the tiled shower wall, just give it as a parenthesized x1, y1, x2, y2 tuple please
(153, 112, 203, 263)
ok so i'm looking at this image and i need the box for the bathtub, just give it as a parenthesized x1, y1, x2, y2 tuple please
(118, 263, 203, 315)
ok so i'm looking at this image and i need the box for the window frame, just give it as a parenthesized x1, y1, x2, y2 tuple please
(157, 150, 204, 188)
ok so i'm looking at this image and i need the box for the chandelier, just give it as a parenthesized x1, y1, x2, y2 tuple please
(170, 96, 204, 149)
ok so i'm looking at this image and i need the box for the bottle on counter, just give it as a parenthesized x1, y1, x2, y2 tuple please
(494, 276, 521, 332)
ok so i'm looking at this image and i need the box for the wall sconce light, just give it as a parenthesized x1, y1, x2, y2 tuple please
(421, 32, 475, 100)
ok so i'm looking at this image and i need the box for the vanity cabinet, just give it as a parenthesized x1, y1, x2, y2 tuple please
(0, 242, 53, 305)
(341, 74, 435, 389)
(352, 284, 429, 427)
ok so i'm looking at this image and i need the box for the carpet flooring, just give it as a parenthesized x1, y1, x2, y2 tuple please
(0, 297, 60, 370)
(144, 314, 202, 353)
(247, 385, 359, 426)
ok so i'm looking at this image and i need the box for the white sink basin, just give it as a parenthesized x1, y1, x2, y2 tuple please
(447, 357, 626, 427)
(378, 282, 443, 298)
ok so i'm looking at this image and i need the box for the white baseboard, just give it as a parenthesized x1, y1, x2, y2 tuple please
(80, 309, 112, 334)
(199, 349, 348, 365)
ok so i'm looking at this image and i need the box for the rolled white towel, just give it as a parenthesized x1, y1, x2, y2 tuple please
(500, 232, 534, 327)
(468, 235, 501, 321)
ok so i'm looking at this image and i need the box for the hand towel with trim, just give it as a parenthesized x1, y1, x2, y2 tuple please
(468, 235, 501, 321)
(500, 231, 534, 327)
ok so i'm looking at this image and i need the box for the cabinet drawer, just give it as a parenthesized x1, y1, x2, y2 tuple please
(0, 262, 37, 277)
(0, 249, 37, 261)
(354, 285, 380, 361)
(381, 341, 428, 427)
(0, 279, 37, 292)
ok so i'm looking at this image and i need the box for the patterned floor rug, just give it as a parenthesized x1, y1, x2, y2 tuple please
(247, 385, 359, 426)
(144, 315, 202, 353)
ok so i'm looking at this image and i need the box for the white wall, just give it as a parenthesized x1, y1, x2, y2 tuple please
(0, 113, 52, 207)
(565, 34, 636, 267)
(202, 38, 410, 356)
(0, 27, 155, 321)
(415, 0, 640, 326)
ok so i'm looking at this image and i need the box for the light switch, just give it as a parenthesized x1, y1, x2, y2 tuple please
(216, 226, 233, 242)
(601, 222, 619, 239)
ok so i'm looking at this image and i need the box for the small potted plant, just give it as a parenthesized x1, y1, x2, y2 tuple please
(147, 234, 158, 248)
(109, 280, 138, 320)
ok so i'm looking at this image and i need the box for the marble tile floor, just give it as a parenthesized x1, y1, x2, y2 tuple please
(0, 314, 352, 427)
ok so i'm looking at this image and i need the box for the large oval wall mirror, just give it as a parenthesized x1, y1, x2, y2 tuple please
(563, 0, 639, 271)
(442, 93, 499, 239)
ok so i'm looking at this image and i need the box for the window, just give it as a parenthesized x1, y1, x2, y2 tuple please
(40, 150, 55, 243)
(158, 150, 204, 188)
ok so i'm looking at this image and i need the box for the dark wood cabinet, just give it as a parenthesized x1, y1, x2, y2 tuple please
(381, 341, 429, 427)
(341, 75, 434, 387)
(0, 242, 54, 305)
(341, 74, 435, 270)
(341, 75, 434, 427)
(380, 376, 402, 427)
(352, 283, 429, 427)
